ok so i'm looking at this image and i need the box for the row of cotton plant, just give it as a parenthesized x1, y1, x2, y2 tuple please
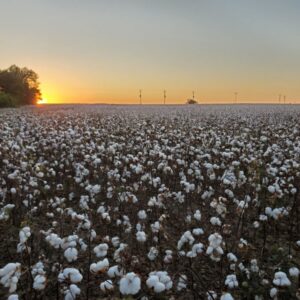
(0, 104, 300, 298)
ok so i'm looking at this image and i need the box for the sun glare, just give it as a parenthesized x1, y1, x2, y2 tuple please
(37, 98, 47, 105)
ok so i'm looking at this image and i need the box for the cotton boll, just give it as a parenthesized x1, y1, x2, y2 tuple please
(119, 272, 141, 295)
(64, 247, 78, 262)
(90, 258, 109, 274)
(8, 295, 19, 300)
(64, 284, 81, 300)
(58, 268, 83, 284)
(0, 263, 21, 293)
(273, 271, 291, 287)
(107, 265, 124, 278)
(138, 210, 147, 220)
(206, 233, 224, 261)
(93, 243, 109, 258)
(270, 287, 278, 298)
(193, 210, 201, 221)
(207, 291, 217, 300)
(147, 271, 172, 293)
(33, 275, 46, 290)
(177, 275, 187, 291)
(220, 292, 234, 300)
(148, 247, 159, 261)
(289, 267, 299, 277)
(100, 280, 114, 292)
(136, 231, 147, 242)
(225, 274, 239, 289)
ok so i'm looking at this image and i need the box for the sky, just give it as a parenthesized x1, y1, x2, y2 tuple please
(1, 0, 300, 104)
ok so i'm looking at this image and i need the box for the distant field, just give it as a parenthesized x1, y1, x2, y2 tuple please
(0, 105, 299, 299)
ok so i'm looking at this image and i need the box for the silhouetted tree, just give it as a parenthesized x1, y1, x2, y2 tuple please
(0, 65, 41, 107)
(186, 98, 198, 104)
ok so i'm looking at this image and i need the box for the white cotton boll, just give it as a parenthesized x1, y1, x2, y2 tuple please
(64, 247, 78, 262)
(207, 291, 217, 300)
(58, 268, 83, 284)
(90, 258, 109, 274)
(187, 243, 204, 258)
(177, 275, 187, 291)
(64, 284, 81, 300)
(225, 274, 239, 289)
(227, 253, 237, 263)
(8, 295, 19, 300)
(19, 227, 31, 243)
(33, 275, 46, 290)
(45, 233, 62, 249)
(93, 243, 109, 258)
(107, 265, 124, 278)
(0, 263, 21, 293)
(138, 210, 147, 220)
(111, 236, 120, 248)
(289, 267, 299, 277)
(136, 231, 147, 242)
(163, 250, 173, 264)
(192, 228, 204, 236)
(297, 240, 300, 247)
(147, 271, 172, 293)
(206, 233, 224, 261)
(100, 280, 114, 292)
(119, 272, 141, 295)
(268, 186, 276, 193)
(273, 271, 291, 287)
(210, 217, 222, 226)
(148, 247, 159, 261)
(220, 292, 234, 300)
(194, 210, 201, 221)
(270, 287, 278, 298)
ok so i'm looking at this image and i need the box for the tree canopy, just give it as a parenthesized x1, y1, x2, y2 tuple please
(186, 98, 198, 104)
(0, 65, 41, 107)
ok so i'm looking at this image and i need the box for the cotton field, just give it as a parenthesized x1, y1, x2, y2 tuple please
(0, 104, 300, 299)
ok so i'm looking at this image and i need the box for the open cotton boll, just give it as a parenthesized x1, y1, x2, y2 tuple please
(107, 265, 124, 278)
(272, 271, 291, 287)
(64, 247, 78, 262)
(225, 274, 239, 289)
(45, 233, 62, 249)
(33, 274, 47, 290)
(0, 263, 21, 293)
(93, 243, 109, 257)
(58, 268, 83, 283)
(90, 258, 109, 274)
(206, 233, 224, 261)
(207, 290, 217, 300)
(136, 231, 147, 242)
(289, 267, 299, 277)
(147, 271, 173, 292)
(138, 210, 147, 220)
(220, 292, 234, 300)
(146, 275, 165, 293)
(270, 287, 278, 298)
(119, 272, 141, 295)
(8, 295, 19, 300)
(177, 275, 187, 291)
(64, 284, 81, 300)
(193, 210, 201, 221)
(100, 279, 114, 292)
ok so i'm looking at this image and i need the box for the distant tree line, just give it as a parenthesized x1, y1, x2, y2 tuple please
(0, 65, 41, 108)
